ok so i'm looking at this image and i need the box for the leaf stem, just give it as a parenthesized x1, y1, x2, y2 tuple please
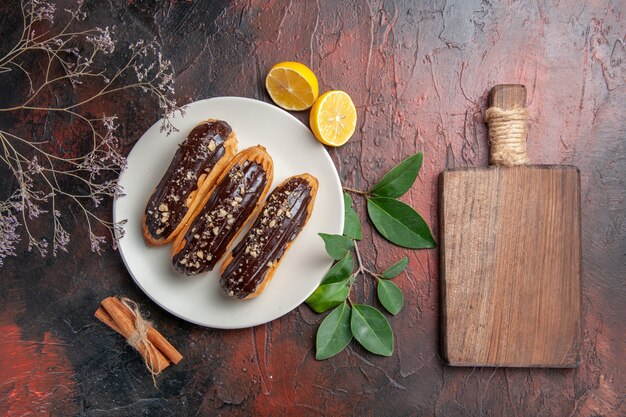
(363, 268, 380, 279)
(342, 187, 369, 197)
(353, 240, 365, 274)
(353, 241, 381, 282)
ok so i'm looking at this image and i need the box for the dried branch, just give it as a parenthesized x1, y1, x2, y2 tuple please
(0, 0, 182, 266)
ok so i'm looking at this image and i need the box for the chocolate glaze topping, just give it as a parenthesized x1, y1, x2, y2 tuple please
(172, 159, 269, 274)
(145, 120, 232, 239)
(220, 177, 314, 298)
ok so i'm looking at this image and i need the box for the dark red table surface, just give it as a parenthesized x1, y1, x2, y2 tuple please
(1, 1, 624, 416)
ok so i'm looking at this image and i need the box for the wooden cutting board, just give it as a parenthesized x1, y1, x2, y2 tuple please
(440, 85, 582, 367)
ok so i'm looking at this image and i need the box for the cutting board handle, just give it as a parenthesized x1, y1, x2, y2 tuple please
(485, 84, 529, 166)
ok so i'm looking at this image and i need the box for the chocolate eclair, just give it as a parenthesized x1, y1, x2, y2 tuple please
(171, 146, 274, 275)
(143, 119, 238, 246)
(220, 174, 318, 299)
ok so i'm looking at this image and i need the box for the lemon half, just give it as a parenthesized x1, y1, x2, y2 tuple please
(265, 62, 319, 111)
(309, 90, 357, 147)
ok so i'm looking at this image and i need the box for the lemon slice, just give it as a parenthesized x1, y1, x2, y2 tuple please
(265, 62, 319, 111)
(309, 90, 357, 147)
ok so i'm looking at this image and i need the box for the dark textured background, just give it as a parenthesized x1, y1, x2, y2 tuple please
(1, 1, 624, 416)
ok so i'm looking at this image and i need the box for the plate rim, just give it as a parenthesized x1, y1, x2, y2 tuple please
(113, 96, 344, 329)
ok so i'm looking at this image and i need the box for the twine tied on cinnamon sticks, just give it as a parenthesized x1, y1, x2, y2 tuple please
(95, 297, 182, 384)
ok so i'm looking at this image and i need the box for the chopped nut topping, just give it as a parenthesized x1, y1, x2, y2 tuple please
(212, 227, 220, 235)
(156, 228, 164, 235)
(208, 139, 216, 152)
(196, 250, 204, 259)
(269, 220, 276, 228)
(277, 209, 283, 216)
(180, 258, 188, 265)
(234, 196, 243, 203)
(240, 186, 245, 194)
(158, 203, 168, 212)
(267, 261, 273, 268)
(172, 195, 180, 202)
(286, 211, 292, 218)
(218, 208, 227, 217)
(227, 217, 235, 226)
(194, 234, 200, 239)
(230, 200, 238, 207)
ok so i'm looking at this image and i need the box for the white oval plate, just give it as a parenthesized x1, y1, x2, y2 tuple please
(114, 97, 343, 328)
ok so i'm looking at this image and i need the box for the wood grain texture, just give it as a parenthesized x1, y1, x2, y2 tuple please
(441, 165, 582, 367)
(489, 84, 527, 109)
(0, 0, 624, 416)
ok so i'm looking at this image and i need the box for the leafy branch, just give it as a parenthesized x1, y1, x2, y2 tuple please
(306, 152, 435, 360)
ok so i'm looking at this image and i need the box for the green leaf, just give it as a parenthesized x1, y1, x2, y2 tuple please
(306, 253, 354, 313)
(306, 279, 351, 313)
(377, 279, 404, 315)
(319, 233, 354, 260)
(367, 197, 436, 249)
(343, 192, 362, 240)
(381, 257, 409, 279)
(350, 304, 394, 356)
(320, 253, 354, 285)
(316, 302, 353, 360)
(371, 153, 423, 198)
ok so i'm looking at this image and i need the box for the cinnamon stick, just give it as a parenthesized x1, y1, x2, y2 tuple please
(106, 297, 183, 365)
(99, 297, 170, 373)
(95, 306, 123, 334)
